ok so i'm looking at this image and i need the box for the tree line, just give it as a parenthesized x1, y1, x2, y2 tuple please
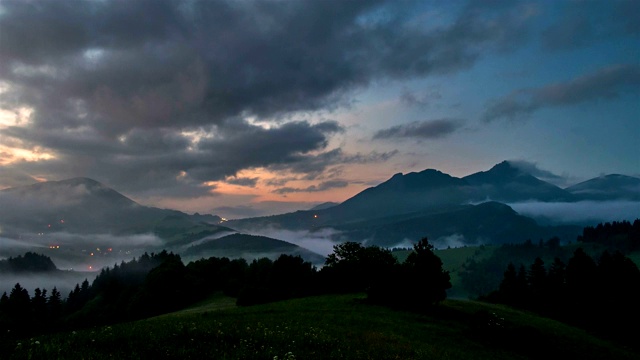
(0, 252, 57, 273)
(577, 219, 640, 252)
(0, 238, 450, 337)
(484, 248, 640, 347)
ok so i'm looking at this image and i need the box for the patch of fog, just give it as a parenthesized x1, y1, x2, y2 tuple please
(182, 250, 325, 267)
(0, 272, 98, 299)
(240, 227, 341, 257)
(509, 200, 640, 224)
(385, 238, 415, 249)
(0, 232, 165, 276)
(43, 232, 165, 248)
(432, 234, 469, 249)
(0, 237, 47, 250)
(183, 230, 238, 248)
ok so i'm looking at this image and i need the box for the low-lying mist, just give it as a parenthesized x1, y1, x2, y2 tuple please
(509, 200, 640, 225)
(242, 227, 342, 257)
(0, 232, 169, 296)
(0, 272, 94, 298)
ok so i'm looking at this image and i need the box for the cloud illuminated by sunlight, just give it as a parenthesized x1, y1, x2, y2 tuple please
(0, 145, 55, 165)
(0, 106, 33, 129)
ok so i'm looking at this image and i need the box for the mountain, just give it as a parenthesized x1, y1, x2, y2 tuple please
(229, 169, 474, 231)
(309, 202, 339, 211)
(183, 233, 325, 264)
(0, 177, 224, 237)
(228, 161, 615, 246)
(331, 169, 472, 221)
(463, 161, 574, 202)
(228, 163, 576, 232)
(331, 202, 581, 247)
(565, 174, 640, 201)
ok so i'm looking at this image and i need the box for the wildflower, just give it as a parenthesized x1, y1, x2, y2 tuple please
(34, 341, 40, 345)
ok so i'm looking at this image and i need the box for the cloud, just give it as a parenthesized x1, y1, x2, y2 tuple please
(267, 148, 398, 180)
(274, 180, 349, 194)
(224, 176, 259, 188)
(507, 160, 568, 186)
(2, 120, 343, 198)
(541, 1, 639, 52)
(0, 167, 38, 189)
(373, 119, 462, 140)
(0, 0, 538, 200)
(482, 64, 640, 122)
(509, 200, 640, 225)
(399, 89, 442, 107)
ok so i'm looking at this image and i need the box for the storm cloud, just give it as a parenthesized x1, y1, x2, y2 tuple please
(0, 0, 537, 199)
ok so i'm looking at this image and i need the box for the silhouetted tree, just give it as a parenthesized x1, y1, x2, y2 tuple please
(6, 283, 30, 330)
(527, 257, 547, 309)
(47, 287, 62, 323)
(566, 248, 597, 320)
(32, 288, 48, 324)
(129, 253, 194, 318)
(546, 257, 567, 315)
(401, 237, 451, 307)
(322, 242, 398, 294)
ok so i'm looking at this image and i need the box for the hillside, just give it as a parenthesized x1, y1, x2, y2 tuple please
(183, 233, 325, 264)
(0, 178, 224, 237)
(332, 202, 581, 247)
(5, 294, 637, 360)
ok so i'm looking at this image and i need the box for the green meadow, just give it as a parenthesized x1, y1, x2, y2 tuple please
(6, 293, 637, 360)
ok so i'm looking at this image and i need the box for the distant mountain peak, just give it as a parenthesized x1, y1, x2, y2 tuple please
(566, 173, 640, 200)
(487, 160, 523, 176)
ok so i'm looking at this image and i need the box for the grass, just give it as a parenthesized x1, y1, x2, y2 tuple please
(5, 294, 637, 360)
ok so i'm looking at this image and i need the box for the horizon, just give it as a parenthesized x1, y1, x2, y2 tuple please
(1, 0, 638, 218)
(2, 160, 639, 221)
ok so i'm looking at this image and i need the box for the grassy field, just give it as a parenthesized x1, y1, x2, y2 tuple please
(5, 294, 637, 360)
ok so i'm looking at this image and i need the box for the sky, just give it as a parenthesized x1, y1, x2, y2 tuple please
(0, 0, 638, 219)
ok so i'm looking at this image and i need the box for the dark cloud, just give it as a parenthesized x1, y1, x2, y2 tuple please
(3, 120, 342, 198)
(274, 180, 349, 194)
(224, 176, 259, 188)
(541, 1, 639, 51)
(0, 0, 537, 198)
(482, 64, 640, 122)
(0, 0, 535, 132)
(0, 167, 38, 189)
(399, 89, 443, 107)
(267, 148, 398, 181)
(373, 119, 462, 140)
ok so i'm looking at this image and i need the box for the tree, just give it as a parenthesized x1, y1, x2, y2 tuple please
(47, 287, 62, 323)
(494, 262, 527, 306)
(546, 257, 566, 315)
(527, 257, 547, 308)
(32, 288, 48, 324)
(401, 238, 452, 307)
(322, 242, 398, 294)
(6, 283, 31, 329)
